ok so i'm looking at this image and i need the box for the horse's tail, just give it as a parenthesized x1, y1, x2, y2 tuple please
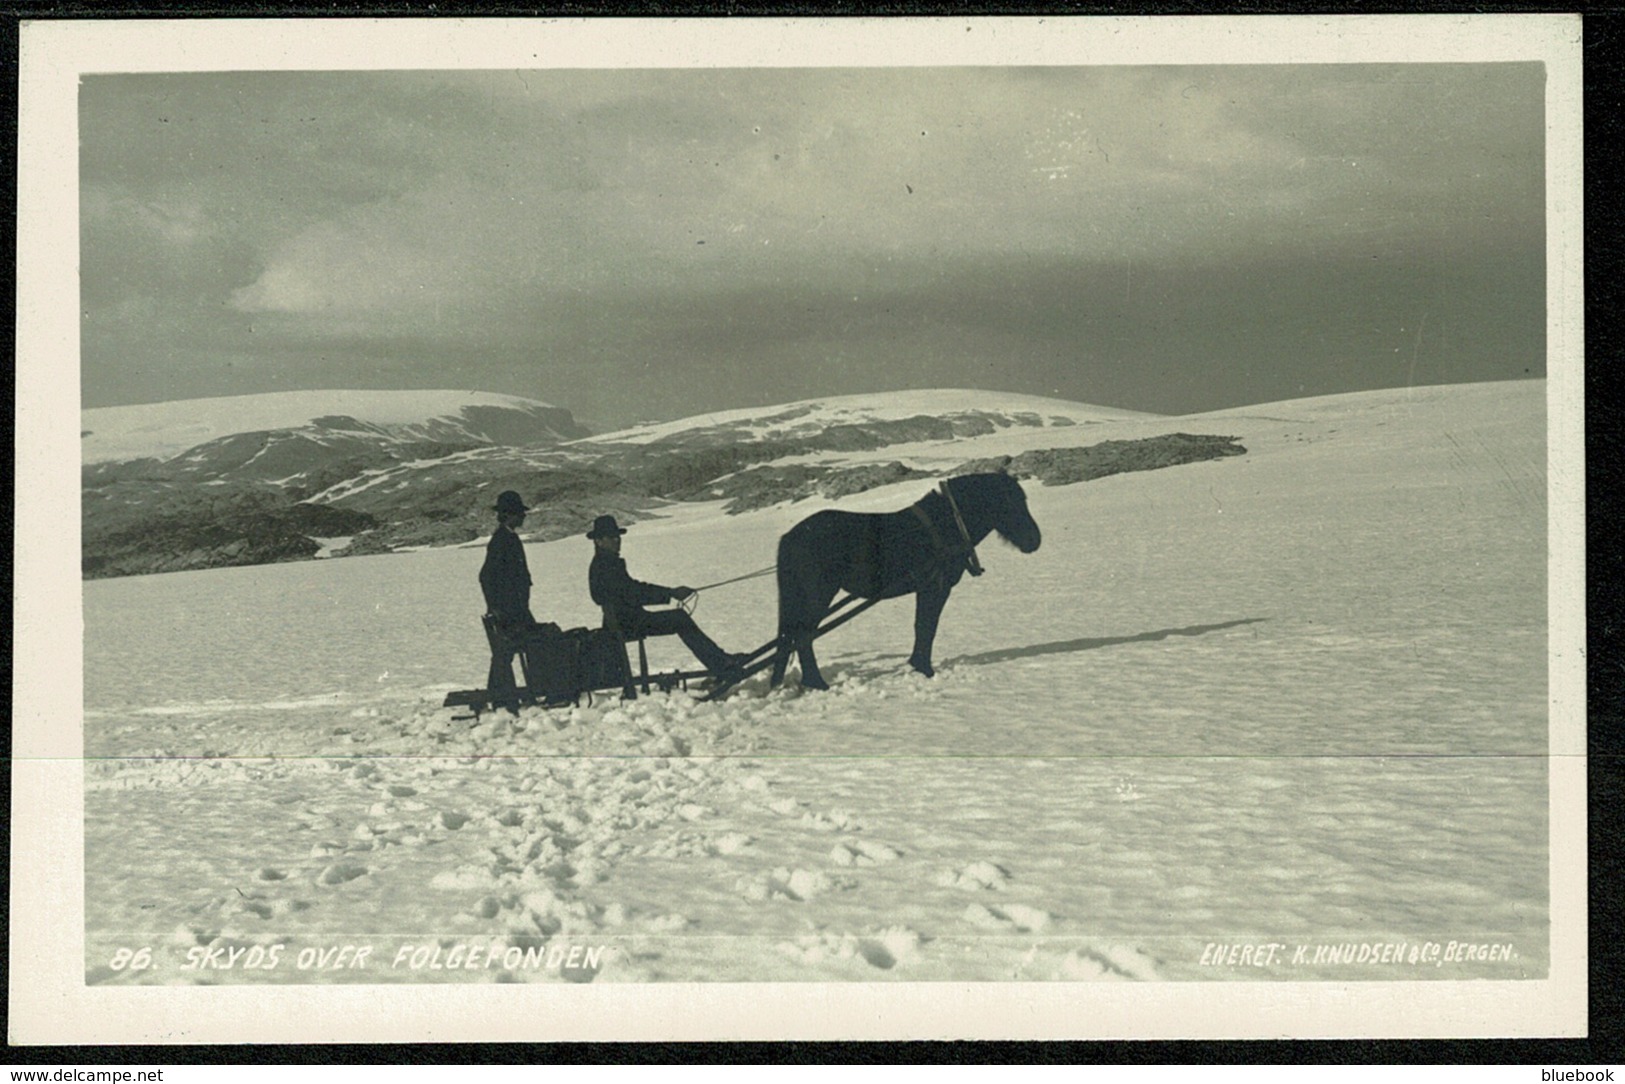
(775, 518, 832, 639)
(775, 529, 804, 638)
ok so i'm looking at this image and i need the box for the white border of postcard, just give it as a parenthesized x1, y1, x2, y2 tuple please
(12, 13, 1585, 1043)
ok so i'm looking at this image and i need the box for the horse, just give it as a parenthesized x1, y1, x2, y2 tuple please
(770, 471, 1042, 690)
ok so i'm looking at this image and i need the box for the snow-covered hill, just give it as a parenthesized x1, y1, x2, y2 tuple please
(81, 389, 589, 464)
(78, 379, 1552, 991)
(584, 389, 1153, 447)
(80, 390, 595, 577)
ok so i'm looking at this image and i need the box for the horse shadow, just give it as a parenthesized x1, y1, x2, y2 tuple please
(939, 618, 1269, 670)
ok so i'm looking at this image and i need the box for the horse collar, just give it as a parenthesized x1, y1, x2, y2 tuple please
(912, 487, 984, 578)
(939, 482, 985, 577)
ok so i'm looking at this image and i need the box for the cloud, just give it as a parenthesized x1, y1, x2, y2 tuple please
(80, 64, 1546, 417)
(83, 186, 213, 249)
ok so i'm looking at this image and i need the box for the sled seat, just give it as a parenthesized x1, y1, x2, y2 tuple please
(600, 608, 651, 700)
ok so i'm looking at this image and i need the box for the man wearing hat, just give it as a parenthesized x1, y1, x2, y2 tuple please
(587, 514, 744, 680)
(480, 490, 536, 708)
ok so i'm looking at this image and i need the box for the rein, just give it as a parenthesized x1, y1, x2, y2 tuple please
(679, 563, 779, 614)
(692, 565, 778, 592)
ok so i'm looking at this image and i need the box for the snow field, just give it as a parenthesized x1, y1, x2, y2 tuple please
(83, 382, 1550, 983)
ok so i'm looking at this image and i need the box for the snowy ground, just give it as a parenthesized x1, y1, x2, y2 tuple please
(82, 382, 1549, 984)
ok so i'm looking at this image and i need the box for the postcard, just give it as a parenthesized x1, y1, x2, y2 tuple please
(12, 13, 1585, 1042)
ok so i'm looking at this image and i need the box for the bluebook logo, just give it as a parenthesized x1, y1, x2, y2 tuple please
(1542, 1073, 1614, 1081)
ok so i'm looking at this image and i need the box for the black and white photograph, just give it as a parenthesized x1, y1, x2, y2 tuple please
(12, 15, 1584, 1042)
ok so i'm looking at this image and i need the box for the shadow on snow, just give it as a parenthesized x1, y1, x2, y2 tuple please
(940, 618, 1269, 670)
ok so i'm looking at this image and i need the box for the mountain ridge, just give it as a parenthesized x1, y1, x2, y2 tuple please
(79, 383, 1533, 580)
(82, 389, 589, 465)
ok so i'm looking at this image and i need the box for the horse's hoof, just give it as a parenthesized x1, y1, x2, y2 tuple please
(801, 676, 830, 692)
(908, 660, 935, 678)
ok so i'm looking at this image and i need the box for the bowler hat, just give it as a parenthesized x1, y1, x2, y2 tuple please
(493, 490, 529, 515)
(586, 514, 628, 540)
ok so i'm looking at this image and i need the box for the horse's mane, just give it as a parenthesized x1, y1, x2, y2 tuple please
(942, 470, 1019, 507)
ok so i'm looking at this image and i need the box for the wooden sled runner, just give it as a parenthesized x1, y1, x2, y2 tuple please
(445, 590, 886, 715)
(443, 614, 712, 719)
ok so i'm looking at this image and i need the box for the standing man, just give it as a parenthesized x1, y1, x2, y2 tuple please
(480, 490, 535, 710)
(587, 514, 745, 680)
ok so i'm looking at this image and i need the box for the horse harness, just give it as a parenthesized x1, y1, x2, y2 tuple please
(908, 482, 984, 585)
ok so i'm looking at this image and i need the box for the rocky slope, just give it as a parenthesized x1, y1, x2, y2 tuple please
(82, 390, 1246, 578)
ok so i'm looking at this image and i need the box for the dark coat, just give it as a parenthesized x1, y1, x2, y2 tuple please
(480, 525, 534, 624)
(589, 551, 672, 630)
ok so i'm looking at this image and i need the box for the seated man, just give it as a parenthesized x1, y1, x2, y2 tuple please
(586, 514, 744, 680)
(480, 489, 537, 711)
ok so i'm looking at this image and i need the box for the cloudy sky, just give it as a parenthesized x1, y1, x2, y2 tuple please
(80, 63, 1545, 429)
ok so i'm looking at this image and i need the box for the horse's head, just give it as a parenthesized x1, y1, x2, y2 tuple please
(952, 471, 1041, 554)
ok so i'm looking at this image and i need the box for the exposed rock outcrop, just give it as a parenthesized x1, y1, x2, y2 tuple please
(957, 434, 1246, 486)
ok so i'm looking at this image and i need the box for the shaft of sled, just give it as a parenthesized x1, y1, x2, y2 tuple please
(809, 592, 886, 641)
(732, 591, 872, 667)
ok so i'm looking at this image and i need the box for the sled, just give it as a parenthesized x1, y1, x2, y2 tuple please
(442, 617, 715, 720)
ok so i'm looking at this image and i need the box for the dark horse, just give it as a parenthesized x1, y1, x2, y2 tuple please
(770, 472, 1042, 690)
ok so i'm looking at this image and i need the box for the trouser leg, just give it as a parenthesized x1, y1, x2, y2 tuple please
(488, 649, 518, 704)
(635, 610, 732, 672)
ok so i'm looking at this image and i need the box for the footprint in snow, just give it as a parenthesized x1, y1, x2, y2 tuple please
(777, 927, 921, 970)
(1055, 944, 1161, 981)
(709, 832, 754, 856)
(738, 867, 857, 902)
(800, 809, 861, 833)
(854, 927, 924, 970)
(962, 902, 1051, 932)
(233, 897, 274, 920)
(169, 923, 219, 948)
(316, 862, 369, 886)
(429, 865, 501, 892)
(829, 840, 902, 866)
(938, 860, 1011, 891)
(640, 912, 690, 932)
(268, 898, 312, 918)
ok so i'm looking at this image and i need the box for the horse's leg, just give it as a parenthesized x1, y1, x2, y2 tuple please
(773, 538, 836, 690)
(908, 584, 952, 677)
(796, 631, 829, 690)
(794, 578, 844, 690)
(772, 536, 809, 689)
(769, 631, 793, 688)
(769, 648, 786, 687)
